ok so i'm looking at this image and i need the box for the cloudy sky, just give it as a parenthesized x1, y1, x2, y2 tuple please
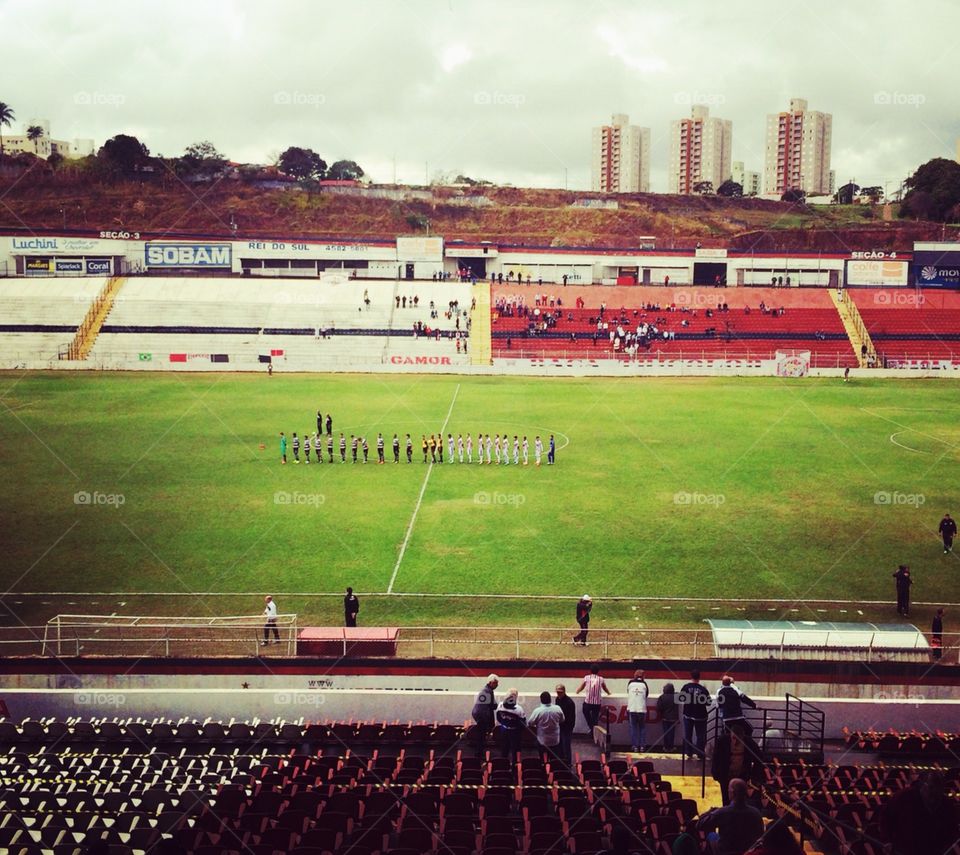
(3, 0, 957, 192)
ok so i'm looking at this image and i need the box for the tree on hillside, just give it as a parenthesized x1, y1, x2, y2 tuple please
(781, 188, 806, 203)
(177, 140, 227, 180)
(900, 158, 960, 222)
(98, 134, 151, 175)
(0, 102, 14, 158)
(26, 125, 44, 154)
(716, 180, 742, 198)
(327, 159, 365, 181)
(278, 146, 326, 181)
(693, 180, 714, 195)
(835, 182, 860, 205)
(860, 185, 883, 203)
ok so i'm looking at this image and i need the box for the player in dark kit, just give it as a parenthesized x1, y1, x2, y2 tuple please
(392, 434, 400, 463)
(317, 411, 323, 434)
(326, 414, 333, 436)
(939, 513, 956, 554)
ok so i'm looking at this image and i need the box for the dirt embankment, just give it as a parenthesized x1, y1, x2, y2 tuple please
(1, 171, 955, 250)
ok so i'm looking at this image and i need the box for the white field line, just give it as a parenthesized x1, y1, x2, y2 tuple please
(8, 592, 960, 608)
(386, 383, 461, 594)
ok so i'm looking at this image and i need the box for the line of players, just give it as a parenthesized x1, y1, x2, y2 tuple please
(281, 428, 557, 466)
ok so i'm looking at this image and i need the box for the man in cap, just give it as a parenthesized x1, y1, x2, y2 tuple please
(573, 595, 592, 646)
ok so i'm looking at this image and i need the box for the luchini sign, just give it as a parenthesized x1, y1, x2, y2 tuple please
(145, 243, 232, 268)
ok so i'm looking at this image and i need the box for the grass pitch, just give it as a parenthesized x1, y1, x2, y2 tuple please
(1, 371, 958, 630)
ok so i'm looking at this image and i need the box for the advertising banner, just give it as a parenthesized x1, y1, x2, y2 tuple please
(846, 260, 908, 287)
(146, 243, 232, 268)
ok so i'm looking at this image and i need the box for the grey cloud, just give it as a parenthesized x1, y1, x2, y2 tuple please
(2, 0, 957, 190)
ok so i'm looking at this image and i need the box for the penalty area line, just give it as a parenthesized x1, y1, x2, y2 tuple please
(386, 382, 461, 594)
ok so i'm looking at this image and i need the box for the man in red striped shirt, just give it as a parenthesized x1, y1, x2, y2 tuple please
(575, 665, 610, 733)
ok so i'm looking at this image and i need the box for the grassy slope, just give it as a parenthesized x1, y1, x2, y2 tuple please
(1, 372, 958, 629)
(2, 177, 956, 249)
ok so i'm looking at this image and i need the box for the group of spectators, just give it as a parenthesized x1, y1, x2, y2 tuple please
(469, 666, 759, 767)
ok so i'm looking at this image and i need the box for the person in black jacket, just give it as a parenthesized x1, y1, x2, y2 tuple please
(679, 669, 712, 760)
(573, 595, 592, 645)
(716, 675, 758, 735)
(343, 587, 359, 627)
(554, 684, 576, 766)
(939, 513, 956, 554)
(894, 565, 912, 616)
(470, 674, 499, 758)
(655, 683, 679, 752)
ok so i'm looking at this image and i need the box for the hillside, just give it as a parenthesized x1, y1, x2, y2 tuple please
(2, 169, 956, 250)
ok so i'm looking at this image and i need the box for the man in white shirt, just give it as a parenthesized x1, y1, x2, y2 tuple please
(262, 595, 279, 646)
(627, 669, 650, 752)
(527, 691, 565, 762)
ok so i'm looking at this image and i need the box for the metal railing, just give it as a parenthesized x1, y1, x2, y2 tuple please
(491, 347, 854, 368)
(41, 613, 299, 658)
(0, 622, 950, 662)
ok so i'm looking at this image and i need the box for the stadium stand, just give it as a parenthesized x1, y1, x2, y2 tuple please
(851, 288, 960, 367)
(0, 715, 728, 855)
(491, 286, 859, 367)
(0, 278, 106, 365)
(3, 715, 953, 855)
(86, 279, 473, 370)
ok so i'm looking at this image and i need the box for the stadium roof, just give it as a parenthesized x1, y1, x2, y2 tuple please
(706, 619, 930, 662)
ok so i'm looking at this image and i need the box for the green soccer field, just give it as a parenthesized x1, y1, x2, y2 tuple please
(1, 371, 958, 631)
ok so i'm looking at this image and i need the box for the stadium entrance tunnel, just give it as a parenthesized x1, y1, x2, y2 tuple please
(450, 257, 487, 278)
(693, 261, 727, 285)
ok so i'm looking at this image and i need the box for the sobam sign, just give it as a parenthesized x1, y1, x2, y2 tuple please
(145, 243, 232, 268)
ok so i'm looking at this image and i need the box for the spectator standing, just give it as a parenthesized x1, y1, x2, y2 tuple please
(470, 674, 499, 758)
(261, 595, 279, 646)
(555, 684, 576, 765)
(894, 564, 912, 616)
(496, 689, 526, 767)
(573, 594, 592, 645)
(716, 675, 758, 736)
(679, 669, 712, 760)
(527, 691, 565, 762)
(655, 682, 679, 752)
(344, 587, 359, 627)
(576, 665, 610, 733)
(939, 513, 956, 554)
(626, 670, 649, 752)
(932, 608, 944, 661)
(697, 778, 764, 855)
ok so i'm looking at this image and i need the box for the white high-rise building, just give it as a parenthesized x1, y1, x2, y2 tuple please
(668, 105, 732, 194)
(591, 113, 650, 193)
(731, 161, 761, 196)
(763, 98, 833, 196)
